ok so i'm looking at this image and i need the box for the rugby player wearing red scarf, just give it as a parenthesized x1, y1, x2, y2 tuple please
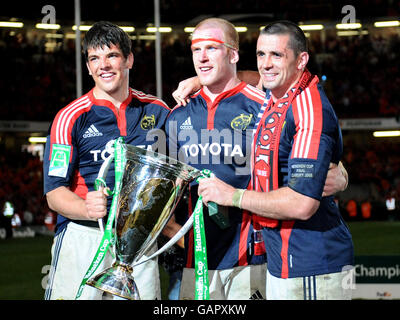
(198, 21, 354, 300)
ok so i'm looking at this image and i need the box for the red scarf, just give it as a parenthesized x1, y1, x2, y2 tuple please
(251, 69, 314, 228)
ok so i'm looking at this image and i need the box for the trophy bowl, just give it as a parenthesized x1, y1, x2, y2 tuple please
(86, 143, 200, 300)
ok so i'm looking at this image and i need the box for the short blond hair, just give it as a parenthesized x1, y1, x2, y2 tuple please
(193, 18, 239, 50)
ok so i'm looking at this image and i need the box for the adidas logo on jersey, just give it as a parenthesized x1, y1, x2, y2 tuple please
(180, 117, 193, 130)
(83, 124, 103, 138)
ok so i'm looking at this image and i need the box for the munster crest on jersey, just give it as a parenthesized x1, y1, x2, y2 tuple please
(140, 114, 156, 130)
(231, 113, 253, 130)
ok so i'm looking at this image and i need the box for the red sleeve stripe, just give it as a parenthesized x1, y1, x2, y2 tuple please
(130, 89, 170, 110)
(292, 87, 322, 159)
(53, 95, 91, 145)
(50, 95, 87, 144)
(242, 84, 265, 104)
(293, 91, 312, 158)
(305, 87, 323, 159)
(245, 84, 265, 98)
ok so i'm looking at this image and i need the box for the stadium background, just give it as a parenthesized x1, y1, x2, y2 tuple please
(0, 0, 399, 300)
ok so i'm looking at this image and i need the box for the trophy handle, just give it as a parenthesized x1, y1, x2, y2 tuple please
(132, 214, 194, 267)
(94, 153, 115, 232)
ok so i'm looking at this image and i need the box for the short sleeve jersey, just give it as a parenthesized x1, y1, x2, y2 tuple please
(43, 88, 170, 235)
(166, 81, 265, 269)
(253, 78, 354, 278)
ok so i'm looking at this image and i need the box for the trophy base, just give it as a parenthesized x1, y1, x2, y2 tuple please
(86, 263, 140, 300)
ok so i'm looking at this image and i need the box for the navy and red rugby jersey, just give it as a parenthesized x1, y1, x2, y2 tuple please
(43, 88, 170, 235)
(253, 77, 354, 278)
(166, 81, 265, 269)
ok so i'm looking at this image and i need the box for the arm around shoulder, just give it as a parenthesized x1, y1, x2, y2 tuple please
(237, 70, 261, 89)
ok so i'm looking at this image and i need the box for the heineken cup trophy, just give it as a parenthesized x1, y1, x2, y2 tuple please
(86, 142, 200, 300)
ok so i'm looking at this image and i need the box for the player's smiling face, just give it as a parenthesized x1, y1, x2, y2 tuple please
(256, 33, 306, 100)
(86, 44, 133, 99)
(191, 27, 237, 91)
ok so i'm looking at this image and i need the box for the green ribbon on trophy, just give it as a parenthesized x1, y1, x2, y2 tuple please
(75, 137, 126, 299)
(192, 168, 214, 300)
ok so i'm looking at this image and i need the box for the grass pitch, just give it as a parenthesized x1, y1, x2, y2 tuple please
(0, 235, 52, 300)
(348, 221, 400, 255)
(0, 221, 399, 300)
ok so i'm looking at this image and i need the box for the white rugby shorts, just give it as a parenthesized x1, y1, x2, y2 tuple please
(266, 268, 355, 300)
(44, 222, 161, 300)
(179, 263, 267, 300)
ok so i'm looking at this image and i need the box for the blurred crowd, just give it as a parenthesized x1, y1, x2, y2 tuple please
(338, 139, 400, 221)
(1, 26, 400, 119)
(0, 149, 50, 226)
(312, 32, 400, 118)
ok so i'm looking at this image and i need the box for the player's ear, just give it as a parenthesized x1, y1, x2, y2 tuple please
(86, 62, 92, 76)
(297, 52, 309, 71)
(230, 49, 239, 64)
(126, 52, 134, 69)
